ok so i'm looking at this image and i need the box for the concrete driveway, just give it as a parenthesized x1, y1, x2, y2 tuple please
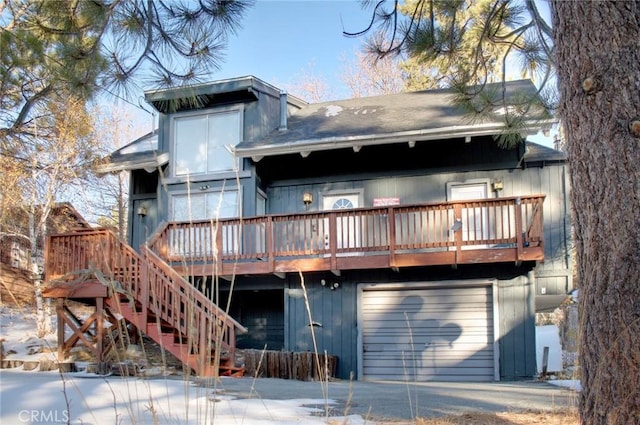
(209, 377, 577, 421)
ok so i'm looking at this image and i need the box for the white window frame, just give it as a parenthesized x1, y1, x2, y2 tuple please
(170, 105, 244, 179)
(168, 187, 242, 257)
(169, 187, 241, 222)
(446, 179, 492, 248)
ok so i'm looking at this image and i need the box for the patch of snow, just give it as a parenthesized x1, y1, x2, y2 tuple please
(0, 307, 58, 361)
(570, 289, 579, 303)
(0, 369, 365, 425)
(324, 105, 343, 117)
(548, 379, 582, 392)
(535, 325, 563, 373)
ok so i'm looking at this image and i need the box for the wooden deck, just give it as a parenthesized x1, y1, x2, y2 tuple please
(46, 195, 544, 280)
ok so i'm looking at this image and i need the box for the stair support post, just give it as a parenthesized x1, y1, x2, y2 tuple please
(56, 298, 65, 362)
(95, 297, 104, 366)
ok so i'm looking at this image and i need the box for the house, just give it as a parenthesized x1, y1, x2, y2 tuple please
(44, 76, 572, 381)
(1, 202, 90, 305)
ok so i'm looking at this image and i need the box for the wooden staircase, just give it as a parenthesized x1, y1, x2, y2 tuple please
(44, 229, 247, 377)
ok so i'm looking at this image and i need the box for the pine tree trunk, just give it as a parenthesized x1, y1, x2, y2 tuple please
(550, 1, 640, 423)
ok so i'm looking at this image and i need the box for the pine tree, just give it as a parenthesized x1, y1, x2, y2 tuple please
(1, 0, 252, 334)
(1, 0, 252, 143)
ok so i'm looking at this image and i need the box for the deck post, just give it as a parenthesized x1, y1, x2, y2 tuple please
(95, 297, 104, 366)
(328, 213, 338, 270)
(515, 197, 524, 261)
(388, 207, 397, 268)
(56, 298, 65, 362)
(266, 217, 275, 272)
(454, 204, 463, 265)
(140, 252, 149, 312)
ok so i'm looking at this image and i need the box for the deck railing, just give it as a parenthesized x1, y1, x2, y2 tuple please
(146, 195, 545, 270)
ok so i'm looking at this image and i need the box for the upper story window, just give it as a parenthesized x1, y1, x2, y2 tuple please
(172, 108, 242, 177)
(171, 190, 239, 221)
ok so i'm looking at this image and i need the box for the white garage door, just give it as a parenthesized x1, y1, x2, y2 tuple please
(360, 283, 495, 382)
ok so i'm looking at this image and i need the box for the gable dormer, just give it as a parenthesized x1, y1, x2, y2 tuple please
(145, 76, 305, 181)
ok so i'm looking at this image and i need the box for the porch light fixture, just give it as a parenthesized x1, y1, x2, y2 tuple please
(302, 191, 313, 208)
(137, 205, 147, 217)
(492, 178, 504, 192)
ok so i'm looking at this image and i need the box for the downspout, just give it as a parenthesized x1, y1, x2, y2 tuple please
(279, 91, 288, 131)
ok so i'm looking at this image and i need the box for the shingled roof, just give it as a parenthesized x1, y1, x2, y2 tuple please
(234, 79, 554, 160)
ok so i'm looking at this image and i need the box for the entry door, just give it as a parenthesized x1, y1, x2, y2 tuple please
(449, 183, 489, 247)
(322, 193, 360, 250)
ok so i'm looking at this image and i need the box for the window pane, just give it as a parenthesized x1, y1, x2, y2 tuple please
(172, 191, 238, 221)
(207, 112, 240, 173)
(206, 191, 239, 219)
(175, 116, 207, 175)
(172, 193, 207, 221)
(170, 191, 239, 257)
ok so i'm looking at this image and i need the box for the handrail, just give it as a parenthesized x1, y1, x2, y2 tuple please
(142, 245, 247, 334)
(45, 229, 247, 362)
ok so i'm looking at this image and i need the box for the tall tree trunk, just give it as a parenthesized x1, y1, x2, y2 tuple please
(551, 1, 640, 423)
(30, 206, 51, 337)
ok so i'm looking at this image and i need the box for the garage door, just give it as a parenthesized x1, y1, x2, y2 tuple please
(360, 283, 495, 382)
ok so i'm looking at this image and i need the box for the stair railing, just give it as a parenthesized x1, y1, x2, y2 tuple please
(140, 245, 247, 368)
(45, 228, 247, 373)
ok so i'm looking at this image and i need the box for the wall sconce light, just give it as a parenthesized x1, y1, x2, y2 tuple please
(321, 279, 340, 290)
(137, 205, 147, 217)
(302, 191, 313, 209)
(492, 179, 504, 192)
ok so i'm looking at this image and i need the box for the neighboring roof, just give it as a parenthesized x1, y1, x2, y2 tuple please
(523, 141, 567, 163)
(51, 202, 91, 230)
(145, 75, 306, 114)
(234, 80, 555, 160)
(96, 130, 168, 174)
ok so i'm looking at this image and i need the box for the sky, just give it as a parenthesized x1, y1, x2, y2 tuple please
(122, 0, 372, 135)
(123, 0, 555, 146)
(211, 0, 370, 96)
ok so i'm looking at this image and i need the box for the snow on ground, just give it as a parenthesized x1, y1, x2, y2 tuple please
(0, 306, 366, 424)
(0, 369, 365, 425)
(535, 325, 563, 373)
(0, 306, 58, 363)
(548, 379, 582, 392)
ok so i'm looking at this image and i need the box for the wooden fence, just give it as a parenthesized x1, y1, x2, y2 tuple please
(242, 349, 338, 381)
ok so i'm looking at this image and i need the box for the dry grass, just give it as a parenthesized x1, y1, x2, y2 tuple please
(378, 409, 579, 425)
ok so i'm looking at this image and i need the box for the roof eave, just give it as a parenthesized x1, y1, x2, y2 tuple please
(96, 152, 169, 174)
(234, 119, 556, 160)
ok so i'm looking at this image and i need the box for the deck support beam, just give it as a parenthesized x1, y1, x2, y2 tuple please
(55, 297, 105, 365)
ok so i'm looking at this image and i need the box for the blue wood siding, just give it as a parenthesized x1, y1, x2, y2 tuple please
(284, 264, 536, 381)
(497, 273, 537, 379)
(266, 161, 571, 298)
(285, 273, 358, 379)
